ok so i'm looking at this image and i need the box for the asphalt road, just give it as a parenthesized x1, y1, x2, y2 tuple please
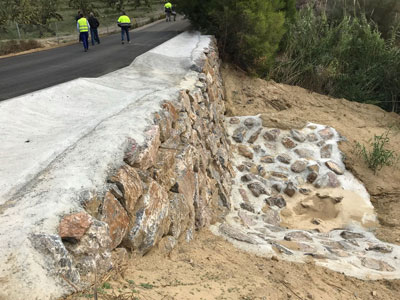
(0, 19, 191, 101)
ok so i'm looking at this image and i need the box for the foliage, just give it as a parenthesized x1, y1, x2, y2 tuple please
(0, 39, 42, 55)
(355, 130, 398, 174)
(68, 0, 97, 15)
(175, 0, 294, 74)
(271, 7, 400, 112)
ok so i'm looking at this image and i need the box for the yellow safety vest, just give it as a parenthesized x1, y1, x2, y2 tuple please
(165, 3, 172, 9)
(78, 18, 89, 32)
(118, 15, 131, 25)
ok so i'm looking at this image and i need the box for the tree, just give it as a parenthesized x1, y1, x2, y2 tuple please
(68, 0, 96, 16)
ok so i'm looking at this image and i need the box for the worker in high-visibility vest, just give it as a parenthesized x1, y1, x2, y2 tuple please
(77, 14, 90, 52)
(164, 2, 172, 22)
(117, 12, 132, 44)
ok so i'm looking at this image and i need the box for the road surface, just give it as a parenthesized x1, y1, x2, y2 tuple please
(0, 19, 191, 101)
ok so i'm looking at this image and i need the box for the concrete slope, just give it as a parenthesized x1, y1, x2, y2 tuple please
(0, 31, 211, 300)
(0, 19, 191, 101)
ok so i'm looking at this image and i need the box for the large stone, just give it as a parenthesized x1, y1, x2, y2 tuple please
(168, 193, 191, 239)
(320, 144, 333, 158)
(247, 182, 268, 197)
(291, 160, 307, 173)
(261, 209, 281, 226)
(307, 133, 318, 142)
(314, 172, 340, 188)
(307, 171, 318, 183)
(263, 129, 280, 141)
(59, 211, 92, 242)
(240, 202, 255, 213)
(240, 174, 253, 182)
(124, 126, 161, 170)
(153, 110, 172, 143)
(281, 137, 297, 149)
(290, 129, 306, 142)
(110, 165, 144, 215)
(340, 231, 364, 239)
(125, 180, 170, 254)
(284, 182, 297, 197)
(237, 144, 253, 159)
(360, 257, 395, 272)
(277, 153, 292, 164)
(232, 126, 247, 143)
(151, 148, 177, 190)
(244, 117, 257, 129)
(247, 128, 262, 144)
(219, 224, 258, 244)
(307, 164, 320, 173)
(101, 192, 130, 250)
(318, 127, 335, 140)
(265, 195, 286, 208)
(294, 148, 314, 159)
(260, 155, 275, 163)
(325, 161, 344, 175)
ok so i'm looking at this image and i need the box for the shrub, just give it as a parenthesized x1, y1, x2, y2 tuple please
(0, 39, 42, 55)
(355, 130, 398, 174)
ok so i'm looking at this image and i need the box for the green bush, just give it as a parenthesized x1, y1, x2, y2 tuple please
(271, 7, 400, 112)
(355, 130, 398, 174)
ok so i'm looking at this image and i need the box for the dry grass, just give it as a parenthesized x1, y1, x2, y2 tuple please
(0, 39, 42, 55)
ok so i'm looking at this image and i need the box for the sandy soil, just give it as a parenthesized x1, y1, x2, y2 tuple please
(68, 64, 400, 299)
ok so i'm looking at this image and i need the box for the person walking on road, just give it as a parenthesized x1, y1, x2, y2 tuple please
(77, 14, 90, 52)
(164, 1, 172, 22)
(117, 12, 132, 44)
(88, 12, 100, 45)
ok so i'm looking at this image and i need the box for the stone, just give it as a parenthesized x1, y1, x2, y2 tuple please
(158, 236, 178, 254)
(272, 183, 283, 192)
(316, 140, 325, 147)
(307, 164, 320, 173)
(299, 188, 312, 195)
(168, 193, 191, 239)
(277, 153, 292, 164)
(360, 257, 395, 272)
(247, 128, 262, 144)
(239, 188, 250, 203)
(59, 211, 93, 242)
(232, 127, 247, 143)
(257, 165, 267, 177)
(237, 144, 253, 159)
(325, 161, 344, 175)
(311, 218, 322, 225)
(247, 182, 268, 197)
(307, 172, 318, 183)
(252, 145, 261, 153)
(320, 144, 333, 158)
(244, 117, 257, 129)
(153, 111, 172, 143)
(306, 133, 318, 142)
(260, 155, 275, 163)
(284, 231, 313, 241)
(271, 171, 288, 179)
(291, 160, 307, 173)
(265, 195, 286, 208)
(284, 182, 297, 197)
(318, 127, 335, 140)
(110, 165, 144, 214)
(281, 137, 297, 149)
(219, 224, 258, 244)
(294, 148, 314, 159)
(125, 126, 161, 170)
(151, 148, 177, 189)
(239, 210, 257, 226)
(271, 242, 294, 255)
(125, 180, 170, 254)
(237, 164, 247, 172)
(262, 209, 281, 226)
(263, 129, 280, 141)
(340, 231, 364, 239)
(29, 234, 80, 285)
(366, 244, 393, 253)
(290, 129, 306, 142)
(314, 172, 340, 188)
(240, 202, 255, 213)
(229, 117, 240, 124)
(101, 192, 130, 250)
(241, 174, 253, 182)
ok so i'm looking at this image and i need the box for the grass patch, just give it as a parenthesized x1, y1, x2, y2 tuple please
(0, 39, 42, 55)
(140, 282, 154, 289)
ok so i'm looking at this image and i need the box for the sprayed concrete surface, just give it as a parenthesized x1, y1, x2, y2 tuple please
(0, 32, 211, 300)
(211, 115, 400, 280)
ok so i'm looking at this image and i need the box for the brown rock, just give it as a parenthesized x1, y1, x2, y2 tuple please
(360, 257, 395, 272)
(320, 144, 333, 158)
(229, 117, 240, 124)
(101, 192, 130, 250)
(306, 133, 318, 142)
(260, 155, 275, 163)
(262, 209, 281, 226)
(291, 160, 307, 173)
(276, 153, 292, 164)
(307, 172, 318, 183)
(241, 174, 253, 182)
(294, 148, 314, 159)
(265, 195, 286, 208)
(232, 127, 247, 143)
(290, 129, 306, 142)
(284, 182, 297, 197)
(307, 164, 320, 173)
(247, 182, 268, 197)
(244, 117, 257, 128)
(237, 144, 253, 159)
(153, 111, 172, 143)
(271, 171, 289, 179)
(219, 224, 258, 244)
(240, 202, 255, 213)
(110, 165, 144, 214)
(318, 127, 335, 140)
(59, 212, 92, 242)
(281, 137, 297, 149)
(263, 129, 280, 141)
(314, 172, 340, 188)
(340, 231, 364, 239)
(325, 161, 344, 175)
(247, 128, 262, 144)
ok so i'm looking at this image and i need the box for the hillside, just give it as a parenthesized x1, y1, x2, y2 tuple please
(68, 65, 400, 300)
